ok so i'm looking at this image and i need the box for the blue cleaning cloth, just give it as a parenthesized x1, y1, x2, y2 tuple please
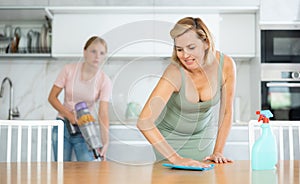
(162, 163, 215, 171)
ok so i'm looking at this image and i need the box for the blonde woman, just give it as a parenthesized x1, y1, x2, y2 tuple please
(137, 17, 236, 167)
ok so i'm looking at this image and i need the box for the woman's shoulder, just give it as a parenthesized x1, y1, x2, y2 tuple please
(217, 51, 236, 80)
(217, 51, 235, 70)
(162, 62, 181, 77)
(161, 62, 182, 91)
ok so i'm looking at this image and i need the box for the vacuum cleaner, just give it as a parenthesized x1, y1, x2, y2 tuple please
(75, 101, 102, 161)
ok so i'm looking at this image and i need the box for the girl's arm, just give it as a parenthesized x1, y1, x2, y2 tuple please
(48, 85, 76, 124)
(98, 101, 110, 160)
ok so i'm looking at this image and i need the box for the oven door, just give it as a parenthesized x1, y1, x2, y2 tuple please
(261, 81, 300, 120)
(261, 30, 300, 63)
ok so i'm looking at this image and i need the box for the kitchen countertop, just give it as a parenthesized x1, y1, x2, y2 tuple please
(0, 160, 298, 184)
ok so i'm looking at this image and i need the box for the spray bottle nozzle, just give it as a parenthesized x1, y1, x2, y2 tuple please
(256, 110, 273, 123)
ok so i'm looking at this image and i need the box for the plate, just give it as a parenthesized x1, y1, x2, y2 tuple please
(162, 163, 215, 171)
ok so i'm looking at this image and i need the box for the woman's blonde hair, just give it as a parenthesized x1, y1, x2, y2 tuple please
(170, 17, 216, 65)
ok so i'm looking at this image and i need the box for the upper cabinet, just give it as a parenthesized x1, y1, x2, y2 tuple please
(260, 0, 300, 26)
(51, 9, 221, 58)
(52, 12, 157, 58)
(0, 0, 48, 6)
(50, 6, 258, 58)
(219, 13, 256, 58)
(0, 5, 258, 59)
(49, 0, 260, 7)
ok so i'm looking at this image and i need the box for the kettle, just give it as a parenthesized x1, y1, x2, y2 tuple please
(125, 102, 141, 120)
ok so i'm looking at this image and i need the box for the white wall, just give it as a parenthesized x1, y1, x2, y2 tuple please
(0, 57, 256, 123)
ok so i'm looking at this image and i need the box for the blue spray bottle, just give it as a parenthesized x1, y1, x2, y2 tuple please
(251, 110, 278, 170)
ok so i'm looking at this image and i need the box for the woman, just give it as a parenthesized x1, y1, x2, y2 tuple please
(49, 36, 112, 161)
(137, 17, 236, 167)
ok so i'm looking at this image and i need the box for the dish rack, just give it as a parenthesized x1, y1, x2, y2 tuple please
(0, 18, 52, 55)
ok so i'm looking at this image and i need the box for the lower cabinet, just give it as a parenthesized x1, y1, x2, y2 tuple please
(107, 125, 251, 163)
(107, 125, 156, 164)
(224, 126, 250, 160)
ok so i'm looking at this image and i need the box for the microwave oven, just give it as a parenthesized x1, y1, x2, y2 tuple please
(261, 30, 300, 63)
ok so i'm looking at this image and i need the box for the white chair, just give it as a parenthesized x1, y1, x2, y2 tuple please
(249, 120, 300, 160)
(0, 120, 64, 162)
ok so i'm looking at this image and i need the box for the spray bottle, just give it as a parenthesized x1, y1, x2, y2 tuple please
(251, 110, 278, 170)
(75, 101, 102, 161)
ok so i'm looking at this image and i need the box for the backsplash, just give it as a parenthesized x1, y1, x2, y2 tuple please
(0, 57, 254, 124)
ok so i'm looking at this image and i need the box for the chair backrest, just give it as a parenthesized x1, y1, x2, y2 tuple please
(0, 120, 64, 162)
(249, 120, 300, 160)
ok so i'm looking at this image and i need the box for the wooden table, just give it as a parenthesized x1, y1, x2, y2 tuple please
(0, 160, 299, 184)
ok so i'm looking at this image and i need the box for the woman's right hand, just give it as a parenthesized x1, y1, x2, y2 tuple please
(66, 111, 77, 125)
(171, 156, 211, 168)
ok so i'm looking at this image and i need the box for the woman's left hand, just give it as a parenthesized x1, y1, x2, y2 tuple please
(203, 152, 233, 164)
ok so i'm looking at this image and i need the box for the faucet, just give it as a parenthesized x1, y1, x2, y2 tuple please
(0, 77, 20, 120)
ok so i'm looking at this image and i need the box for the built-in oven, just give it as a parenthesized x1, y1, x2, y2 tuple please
(261, 64, 300, 120)
(261, 30, 300, 63)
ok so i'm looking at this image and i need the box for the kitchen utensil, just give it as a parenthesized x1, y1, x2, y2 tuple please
(34, 31, 40, 53)
(17, 33, 28, 53)
(44, 15, 52, 53)
(8, 36, 19, 53)
(14, 27, 28, 53)
(28, 30, 40, 53)
(45, 29, 51, 53)
(40, 24, 47, 53)
(27, 30, 33, 53)
(5, 26, 21, 53)
(4, 25, 13, 38)
(0, 37, 11, 54)
(14, 27, 21, 38)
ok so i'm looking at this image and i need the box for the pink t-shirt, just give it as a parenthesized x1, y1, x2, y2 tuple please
(54, 62, 112, 118)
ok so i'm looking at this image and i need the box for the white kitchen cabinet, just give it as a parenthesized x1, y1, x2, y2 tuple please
(108, 125, 156, 164)
(224, 126, 250, 160)
(49, 0, 149, 6)
(219, 13, 256, 58)
(50, 6, 258, 58)
(153, 13, 220, 57)
(108, 124, 252, 162)
(0, 0, 48, 6)
(49, 0, 260, 7)
(260, 0, 300, 23)
(49, 0, 105, 6)
(155, 0, 260, 6)
(52, 13, 156, 57)
(51, 10, 220, 57)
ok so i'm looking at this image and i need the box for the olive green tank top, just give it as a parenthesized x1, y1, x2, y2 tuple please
(155, 53, 224, 161)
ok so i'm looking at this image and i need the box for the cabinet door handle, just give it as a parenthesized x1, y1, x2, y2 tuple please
(266, 83, 300, 87)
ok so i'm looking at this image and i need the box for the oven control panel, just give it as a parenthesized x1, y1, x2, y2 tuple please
(261, 63, 300, 81)
(282, 71, 300, 79)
